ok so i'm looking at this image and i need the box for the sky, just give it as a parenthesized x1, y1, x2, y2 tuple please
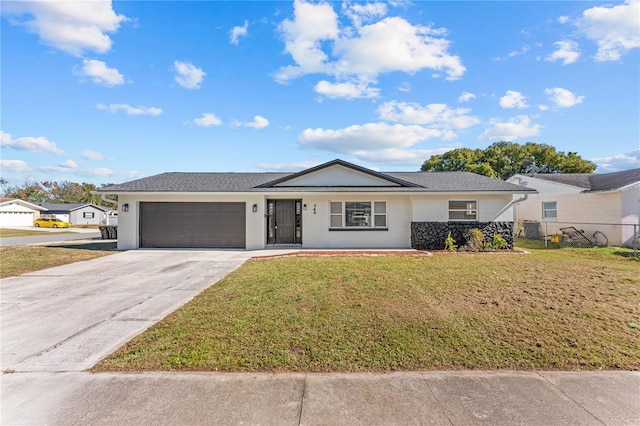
(1, 0, 639, 186)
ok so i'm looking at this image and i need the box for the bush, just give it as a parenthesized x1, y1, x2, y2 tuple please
(491, 233, 509, 249)
(444, 232, 458, 251)
(464, 228, 484, 252)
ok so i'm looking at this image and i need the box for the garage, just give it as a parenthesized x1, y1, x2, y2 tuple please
(139, 202, 246, 248)
(0, 211, 35, 227)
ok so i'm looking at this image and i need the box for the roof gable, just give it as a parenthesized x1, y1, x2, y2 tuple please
(98, 159, 535, 194)
(256, 159, 422, 188)
(0, 198, 48, 211)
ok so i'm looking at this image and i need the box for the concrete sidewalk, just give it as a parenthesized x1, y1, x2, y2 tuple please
(2, 370, 638, 425)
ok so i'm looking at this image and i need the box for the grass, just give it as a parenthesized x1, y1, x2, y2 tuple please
(0, 228, 75, 238)
(0, 243, 117, 278)
(94, 247, 640, 372)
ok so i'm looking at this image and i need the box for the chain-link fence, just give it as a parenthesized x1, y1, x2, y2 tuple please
(515, 220, 639, 256)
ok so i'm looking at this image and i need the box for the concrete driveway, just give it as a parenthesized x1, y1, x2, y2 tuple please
(1, 249, 258, 371)
(2, 249, 639, 425)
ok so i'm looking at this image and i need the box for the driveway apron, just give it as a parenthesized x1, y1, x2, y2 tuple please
(1, 249, 254, 372)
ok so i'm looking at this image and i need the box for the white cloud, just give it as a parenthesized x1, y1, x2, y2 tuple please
(577, 0, 640, 61)
(80, 150, 107, 161)
(298, 122, 443, 153)
(499, 90, 528, 109)
(59, 159, 78, 168)
(349, 147, 452, 166)
(230, 20, 249, 45)
(545, 87, 585, 108)
(545, 41, 581, 65)
(0, 131, 64, 155)
(256, 161, 321, 171)
(276, 0, 339, 81)
(479, 116, 542, 141)
(2, 0, 126, 56)
(96, 103, 162, 116)
(333, 17, 465, 80)
(591, 149, 640, 172)
(245, 115, 270, 129)
(37, 165, 141, 179)
(75, 59, 124, 86)
(342, 1, 388, 27)
(558, 16, 570, 24)
(173, 61, 206, 89)
(314, 80, 380, 99)
(508, 45, 530, 58)
(192, 113, 222, 127)
(397, 82, 411, 92)
(0, 159, 30, 173)
(458, 92, 476, 103)
(377, 101, 480, 131)
(275, 0, 465, 92)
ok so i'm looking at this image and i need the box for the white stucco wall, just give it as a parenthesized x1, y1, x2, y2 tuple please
(115, 192, 520, 250)
(277, 165, 399, 187)
(410, 194, 515, 222)
(297, 195, 411, 249)
(512, 190, 638, 246)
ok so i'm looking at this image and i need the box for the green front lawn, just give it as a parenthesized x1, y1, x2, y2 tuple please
(94, 248, 640, 372)
(0, 228, 75, 238)
(0, 244, 117, 278)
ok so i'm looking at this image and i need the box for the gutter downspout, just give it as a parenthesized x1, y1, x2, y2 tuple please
(96, 192, 118, 206)
(492, 194, 529, 221)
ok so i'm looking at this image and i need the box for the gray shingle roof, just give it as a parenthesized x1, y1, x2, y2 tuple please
(98, 170, 534, 194)
(531, 168, 639, 192)
(36, 203, 110, 212)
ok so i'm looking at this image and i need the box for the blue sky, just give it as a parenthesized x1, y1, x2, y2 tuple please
(1, 0, 639, 186)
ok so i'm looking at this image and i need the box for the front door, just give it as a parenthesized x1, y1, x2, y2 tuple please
(267, 199, 302, 245)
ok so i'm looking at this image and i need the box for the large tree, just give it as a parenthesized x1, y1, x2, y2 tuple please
(2, 180, 115, 207)
(421, 141, 596, 180)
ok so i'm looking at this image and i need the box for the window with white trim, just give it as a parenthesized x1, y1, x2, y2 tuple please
(83, 212, 95, 219)
(542, 201, 557, 220)
(448, 200, 477, 221)
(330, 201, 387, 228)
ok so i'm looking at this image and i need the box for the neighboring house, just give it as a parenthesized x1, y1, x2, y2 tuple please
(98, 159, 535, 251)
(507, 168, 640, 246)
(0, 198, 48, 227)
(36, 203, 111, 226)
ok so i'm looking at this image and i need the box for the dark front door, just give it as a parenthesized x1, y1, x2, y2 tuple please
(275, 200, 295, 244)
(267, 199, 302, 245)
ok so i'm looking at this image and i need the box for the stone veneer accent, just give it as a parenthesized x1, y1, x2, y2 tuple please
(411, 222, 514, 250)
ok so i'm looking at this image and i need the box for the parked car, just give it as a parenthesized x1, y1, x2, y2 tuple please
(34, 217, 72, 228)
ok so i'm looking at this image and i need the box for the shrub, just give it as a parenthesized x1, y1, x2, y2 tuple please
(464, 228, 485, 252)
(491, 233, 509, 249)
(444, 232, 458, 251)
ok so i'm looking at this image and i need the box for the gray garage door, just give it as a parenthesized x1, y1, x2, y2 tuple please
(140, 202, 246, 248)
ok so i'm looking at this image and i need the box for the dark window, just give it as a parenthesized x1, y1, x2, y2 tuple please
(449, 200, 477, 221)
(330, 201, 387, 228)
(542, 201, 557, 220)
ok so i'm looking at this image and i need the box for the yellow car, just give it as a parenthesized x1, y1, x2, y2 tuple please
(34, 217, 72, 228)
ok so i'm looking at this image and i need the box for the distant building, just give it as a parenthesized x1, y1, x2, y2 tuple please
(507, 168, 640, 246)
